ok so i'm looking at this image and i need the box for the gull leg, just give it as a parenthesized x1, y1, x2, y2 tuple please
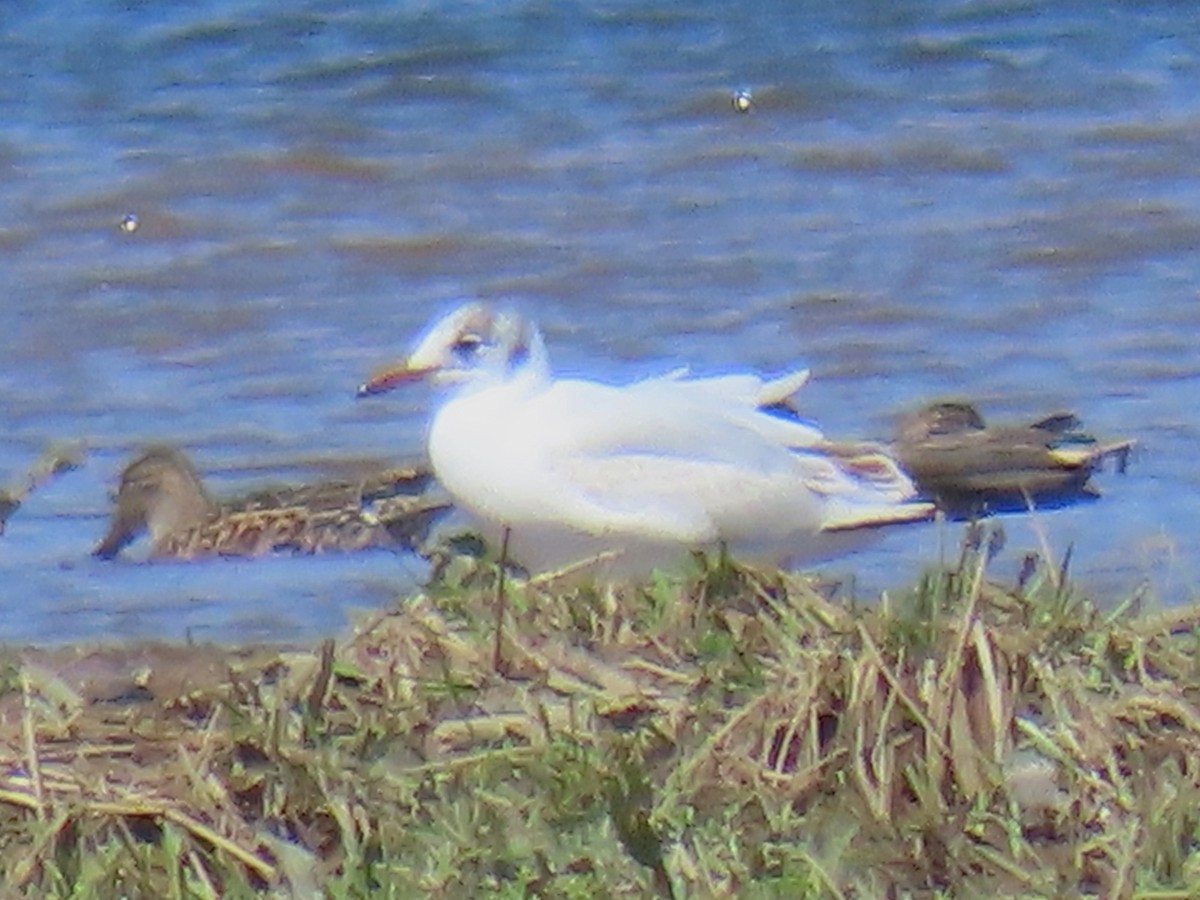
(492, 526, 511, 675)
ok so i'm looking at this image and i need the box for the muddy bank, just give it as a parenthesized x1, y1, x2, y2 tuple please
(0, 542, 1196, 896)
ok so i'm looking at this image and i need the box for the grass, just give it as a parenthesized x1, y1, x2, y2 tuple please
(1, 529, 1200, 898)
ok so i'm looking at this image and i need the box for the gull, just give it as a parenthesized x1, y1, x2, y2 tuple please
(358, 302, 933, 579)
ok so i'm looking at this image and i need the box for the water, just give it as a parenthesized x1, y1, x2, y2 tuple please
(1, 0, 1195, 643)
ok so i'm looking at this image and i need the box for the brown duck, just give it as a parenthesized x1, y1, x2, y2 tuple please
(94, 446, 451, 560)
(893, 402, 1134, 517)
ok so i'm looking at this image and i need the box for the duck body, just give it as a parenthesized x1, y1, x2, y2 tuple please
(94, 446, 449, 561)
(894, 402, 1134, 518)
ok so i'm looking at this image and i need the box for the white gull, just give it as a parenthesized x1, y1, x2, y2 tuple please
(359, 302, 932, 579)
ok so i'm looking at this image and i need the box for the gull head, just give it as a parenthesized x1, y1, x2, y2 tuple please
(357, 301, 547, 397)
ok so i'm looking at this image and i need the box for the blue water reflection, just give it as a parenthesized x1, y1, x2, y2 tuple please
(0, 0, 1195, 642)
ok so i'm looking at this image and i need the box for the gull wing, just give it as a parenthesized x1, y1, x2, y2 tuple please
(530, 377, 821, 473)
(652, 367, 812, 409)
(484, 378, 914, 543)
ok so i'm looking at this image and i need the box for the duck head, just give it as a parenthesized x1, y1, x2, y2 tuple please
(94, 446, 214, 559)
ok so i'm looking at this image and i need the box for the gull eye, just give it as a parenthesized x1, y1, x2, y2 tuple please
(451, 333, 483, 361)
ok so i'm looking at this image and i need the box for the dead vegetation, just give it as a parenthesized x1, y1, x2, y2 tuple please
(1, 530, 1198, 897)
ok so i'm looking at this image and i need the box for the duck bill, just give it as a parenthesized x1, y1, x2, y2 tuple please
(356, 361, 434, 397)
(93, 510, 141, 560)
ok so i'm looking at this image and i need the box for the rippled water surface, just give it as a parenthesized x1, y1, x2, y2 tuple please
(2, 0, 1196, 643)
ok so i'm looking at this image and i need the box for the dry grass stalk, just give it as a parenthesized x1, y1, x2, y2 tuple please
(0, 539, 1197, 895)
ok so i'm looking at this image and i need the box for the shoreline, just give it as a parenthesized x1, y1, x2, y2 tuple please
(2, 541, 1198, 896)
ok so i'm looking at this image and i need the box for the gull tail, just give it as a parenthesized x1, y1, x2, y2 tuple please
(756, 368, 812, 408)
(821, 500, 936, 533)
